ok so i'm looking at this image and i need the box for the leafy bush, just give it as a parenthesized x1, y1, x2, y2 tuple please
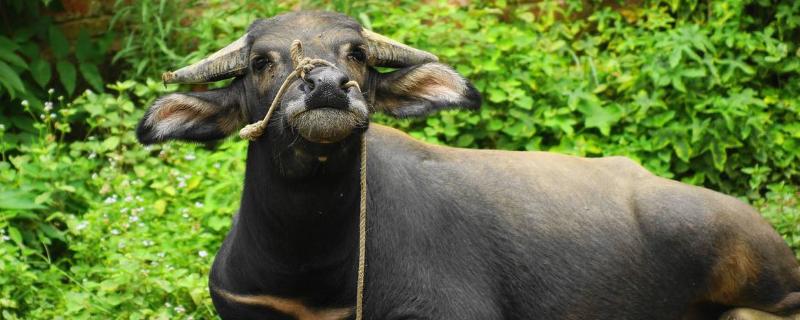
(371, 0, 800, 197)
(0, 0, 114, 150)
(1, 81, 245, 319)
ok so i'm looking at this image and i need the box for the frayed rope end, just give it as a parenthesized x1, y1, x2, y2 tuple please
(239, 121, 266, 141)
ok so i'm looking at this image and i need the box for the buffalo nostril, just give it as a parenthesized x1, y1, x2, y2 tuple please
(338, 77, 349, 90)
(303, 78, 315, 92)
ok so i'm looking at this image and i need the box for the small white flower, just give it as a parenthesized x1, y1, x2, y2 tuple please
(0, 124, 5, 131)
(177, 180, 187, 188)
(88, 152, 97, 159)
(124, 195, 133, 202)
(104, 196, 118, 204)
(44, 101, 53, 111)
(198, 250, 208, 258)
(213, 162, 221, 169)
(58, 95, 64, 101)
(76, 221, 89, 231)
(174, 305, 186, 314)
(129, 215, 139, 222)
(111, 229, 120, 235)
(142, 239, 154, 247)
(91, 173, 98, 179)
(85, 89, 93, 95)
(118, 241, 126, 249)
(48, 88, 55, 95)
(40, 114, 45, 120)
(50, 113, 57, 119)
(194, 202, 204, 208)
(184, 153, 196, 161)
(157, 252, 166, 258)
(135, 195, 144, 202)
(21, 100, 29, 107)
(165, 302, 172, 307)
(1, 235, 10, 242)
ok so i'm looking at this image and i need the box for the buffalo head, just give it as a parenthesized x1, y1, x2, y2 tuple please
(136, 11, 480, 176)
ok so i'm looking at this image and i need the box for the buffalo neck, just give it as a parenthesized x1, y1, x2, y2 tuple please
(236, 132, 362, 276)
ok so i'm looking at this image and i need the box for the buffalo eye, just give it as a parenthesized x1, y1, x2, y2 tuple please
(252, 56, 271, 71)
(347, 48, 366, 63)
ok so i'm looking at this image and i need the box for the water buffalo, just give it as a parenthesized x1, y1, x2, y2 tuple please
(136, 11, 800, 320)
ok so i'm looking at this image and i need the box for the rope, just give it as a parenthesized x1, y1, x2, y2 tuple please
(239, 40, 360, 140)
(236, 39, 369, 320)
(355, 134, 367, 320)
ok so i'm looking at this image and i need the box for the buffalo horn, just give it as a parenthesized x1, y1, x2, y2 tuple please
(162, 35, 249, 84)
(362, 29, 438, 68)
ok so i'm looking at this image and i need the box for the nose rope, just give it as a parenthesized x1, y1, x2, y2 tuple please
(236, 40, 368, 320)
(239, 40, 361, 141)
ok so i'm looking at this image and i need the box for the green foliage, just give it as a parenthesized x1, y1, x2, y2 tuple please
(370, 0, 800, 196)
(757, 184, 800, 260)
(1, 81, 245, 319)
(1, 0, 798, 318)
(110, 0, 293, 79)
(0, 0, 114, 151)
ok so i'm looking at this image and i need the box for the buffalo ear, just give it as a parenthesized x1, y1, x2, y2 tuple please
(136, 82, 246, 144)
(371, 62, 481, 117)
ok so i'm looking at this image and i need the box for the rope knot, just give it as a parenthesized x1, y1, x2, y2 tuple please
(239, 39, 342, 140)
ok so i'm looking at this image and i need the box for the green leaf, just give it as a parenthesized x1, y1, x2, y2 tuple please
(487, 88, 508, 103)
(56, 60, 77, 95)
(49, 26, 70, 59)
(102, 136, 120, 150)
(0, 36, 20, 52)
(487, 119, 504, 131)
(7, 227, 22, 246)
(79, 63, 104, 92)
(672, 76, 686, 92)
(669, 49, 682, 68)
(682, 68, 706, 78)
(0, 61, 25, 98)
(578, 103, 622, 136)
(710, 142, 727, 171)
(39, 223, 64, 241)
(208, 215, 229, 231)
(514, 96, 534, 110)
(75, 29, 94, 63)
(0, 190, 45, 210)
(672, 137, 692, 162)
(0, 47, 27, 69)
(456, 134, 474, 147)
(30, 59, 52, 88)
